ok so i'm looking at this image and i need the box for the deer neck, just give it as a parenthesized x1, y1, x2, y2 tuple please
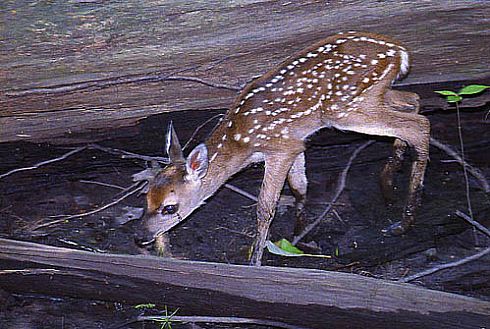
(198, 123, 256, 201)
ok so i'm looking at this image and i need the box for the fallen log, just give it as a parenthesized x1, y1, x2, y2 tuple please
(0, 238, 488, 329)
(2, 1, 490, 143)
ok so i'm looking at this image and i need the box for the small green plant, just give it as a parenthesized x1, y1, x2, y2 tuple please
(435, 84, 489, 103)
(151, 307, 180, 329)
(434, 84, 489, 224)
(134, 304, 180, 329)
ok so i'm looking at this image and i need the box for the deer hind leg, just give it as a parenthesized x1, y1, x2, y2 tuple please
(287, 152, 308, 235)
(380, 90, 421, 203)
(336, 107, 430, 235)
(250, 151, 302, 266)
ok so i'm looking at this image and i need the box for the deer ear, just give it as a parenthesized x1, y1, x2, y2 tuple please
(165, 121, 184, 163)
(186, 144, 208, 180)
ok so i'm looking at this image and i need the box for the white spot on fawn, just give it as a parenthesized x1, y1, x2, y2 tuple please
(386, 49, 397, 57)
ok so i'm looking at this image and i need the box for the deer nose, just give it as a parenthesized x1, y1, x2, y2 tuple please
(124, 217, 156, 247)
(134, 231, 155, 247)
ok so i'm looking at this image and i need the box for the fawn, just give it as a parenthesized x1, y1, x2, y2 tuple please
(136, 31, 430, 265)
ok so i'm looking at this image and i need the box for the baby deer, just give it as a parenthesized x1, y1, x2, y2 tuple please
(137, 31, 430, 265)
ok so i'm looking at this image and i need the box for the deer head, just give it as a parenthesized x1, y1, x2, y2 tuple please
(135, 122, 209, 245)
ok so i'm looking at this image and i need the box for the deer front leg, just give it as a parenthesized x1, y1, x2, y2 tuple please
(250, 152, 301, 266)
(287, 152, 308, 235)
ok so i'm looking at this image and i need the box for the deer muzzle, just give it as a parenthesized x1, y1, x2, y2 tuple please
(133, 212, 183, 246)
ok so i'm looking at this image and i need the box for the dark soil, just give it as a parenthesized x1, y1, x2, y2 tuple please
(1, 107, 489, 328)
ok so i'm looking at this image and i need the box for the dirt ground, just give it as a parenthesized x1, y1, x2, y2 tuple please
(0, 107, 489, 328)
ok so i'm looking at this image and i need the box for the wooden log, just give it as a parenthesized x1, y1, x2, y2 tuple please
(2, 1, 490, 143)
(0, 238, 489, 329)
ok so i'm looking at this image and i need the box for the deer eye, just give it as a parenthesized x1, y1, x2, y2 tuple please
(162, 204, 179, 215)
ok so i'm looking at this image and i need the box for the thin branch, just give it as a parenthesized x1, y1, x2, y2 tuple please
(113, 181, 148, 199)
(132, 315, 309, 329)
(57, 238, 107, 253)
(224, 183, 258, 202)
(292, 140, 374, 245)
(182, 113, 225, 150)
(430, 137, 489, 193)
(398, 246, 490, 283)
(31, 182, 145, 231)
(79, 180, 125, 190)
(455, 210, 490, 238)
(88, 144, 168, 163)
(0, 146, 86, 179)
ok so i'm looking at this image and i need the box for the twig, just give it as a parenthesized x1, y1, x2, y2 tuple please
(131, 315, 309, 329)
(0, 205, 12, 213)
(0, 146, 86, 179)
(79, 180, 125, 190)
(113, 181, 148, 199)
(216, 226, 255, 238)
(430, 137, 489, 193)
(455, 210, 490, 238)
(57, 238, 107, 253)
(292, 140, 374, 245)
(31, 182, 145, 231)
(224, 183, 258, 202)
(182, 113, 225, 150)
(331, 208, 346, 225)
(88, 144, 168, 163)
(398, 246, 490, 283)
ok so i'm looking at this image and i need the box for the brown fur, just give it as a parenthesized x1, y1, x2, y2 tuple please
(142, 32, 430, 266)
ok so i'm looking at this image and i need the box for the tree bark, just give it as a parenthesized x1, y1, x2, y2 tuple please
(2, 0, 490, 143)
(0, 238, 489, 329)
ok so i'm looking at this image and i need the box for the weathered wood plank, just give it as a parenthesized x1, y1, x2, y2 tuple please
(2, 0, 490, 142)
(0, 238, 489, 329)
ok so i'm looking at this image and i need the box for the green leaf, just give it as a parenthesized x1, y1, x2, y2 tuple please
(446, 95, 463, 103)
(458, 84, 490, 96)
(275, 238, 304, 254)
(265, 240, 331, 259)
(434, 90, 458, 97)
(135, 303, 156, 309)
(266, 241, 302, 257)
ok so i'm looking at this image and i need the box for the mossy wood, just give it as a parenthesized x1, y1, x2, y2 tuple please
(2, 1, 490, 143)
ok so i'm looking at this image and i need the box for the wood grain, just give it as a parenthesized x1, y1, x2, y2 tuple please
(2, 0, 489, 142)
(0, 238, 489, 329)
